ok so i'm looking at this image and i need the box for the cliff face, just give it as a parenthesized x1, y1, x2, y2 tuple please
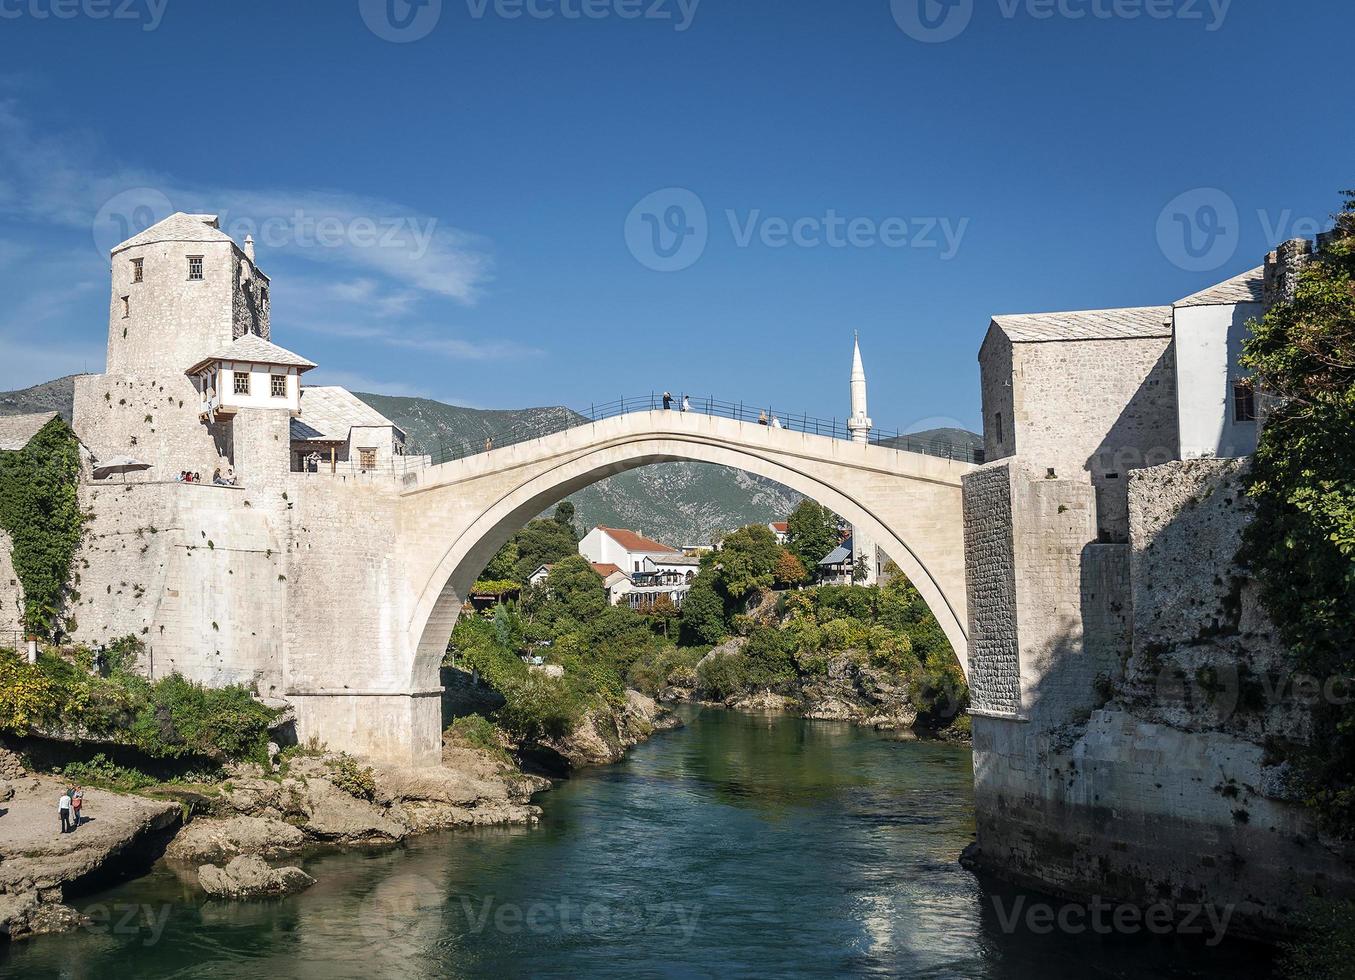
(965, 459, 1355, 937)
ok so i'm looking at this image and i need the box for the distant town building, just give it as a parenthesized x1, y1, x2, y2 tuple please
(577, 527, 698, 609)
(768, 521, 789, 545)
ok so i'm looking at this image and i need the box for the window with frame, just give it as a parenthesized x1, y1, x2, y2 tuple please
(358, 448, 377, 472)
(131, 257, 143, 283)
(1233, 378, 1257, 423)
(120, 295, 129, 318)
(188, 256, 204, 281)
(270, 374, 287, 398)
(233, 371, 250, 396)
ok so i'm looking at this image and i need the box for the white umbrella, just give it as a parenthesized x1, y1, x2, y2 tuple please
(92, 455, 152, 482)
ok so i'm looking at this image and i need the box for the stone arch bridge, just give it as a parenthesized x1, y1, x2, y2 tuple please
(287, 408, 977, 765)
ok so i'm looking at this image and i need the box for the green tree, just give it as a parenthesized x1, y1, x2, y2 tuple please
(1241, 192, 1355, 834)
(712, 523, 782, 599)
(553, 500, 577, 534)
(785, 499, 839, 572)
(679, 574, 728, 645)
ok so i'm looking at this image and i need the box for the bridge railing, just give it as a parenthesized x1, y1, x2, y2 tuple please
(416, 394, 985, 467)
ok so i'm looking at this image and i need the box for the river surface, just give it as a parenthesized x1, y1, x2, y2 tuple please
(4, 707, 1274, 979)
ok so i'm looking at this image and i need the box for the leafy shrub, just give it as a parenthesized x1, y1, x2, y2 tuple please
(447, 713, 503, 753)
(328, 753, 377, 801)
(54, 753, 158, 792)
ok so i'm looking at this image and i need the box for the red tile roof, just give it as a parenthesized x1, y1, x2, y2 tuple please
(770, 522, 789, 533)
(590, 562, 623, 577)
(598, 527, 678, 554)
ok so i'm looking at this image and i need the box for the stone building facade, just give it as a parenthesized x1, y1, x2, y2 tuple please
(963, 234, 1355, 933)
(979, 306, 1178, 542)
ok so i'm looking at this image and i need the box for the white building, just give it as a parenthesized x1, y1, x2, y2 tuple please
(577, 527, 698, 609)
(578, 526, 680, 575)
(187, 334, 315, 419)
(1171, 266, 1264, 460)
(290, 386, 409, 474)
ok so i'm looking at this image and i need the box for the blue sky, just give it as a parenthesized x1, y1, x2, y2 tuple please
(0, 0, 1350, 433)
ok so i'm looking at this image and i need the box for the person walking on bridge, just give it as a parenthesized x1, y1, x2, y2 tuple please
(682, 394, 691, 413)
(662, 391, 673, 410)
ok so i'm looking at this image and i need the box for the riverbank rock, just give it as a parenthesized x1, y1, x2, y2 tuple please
(728, 691, 795, 713)
(542, 690, 681, 767)
(197, 855, 314, 898)
(0, 775, 180, 942)
(166, 815, 305, 864)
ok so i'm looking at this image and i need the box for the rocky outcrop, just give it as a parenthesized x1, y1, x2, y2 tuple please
(166, 735, 549, 871)
(542, 690, 682, 767)
(166, 815, 305, 865)
(0, 775, 180, 941)
(197, 855, 314, 899)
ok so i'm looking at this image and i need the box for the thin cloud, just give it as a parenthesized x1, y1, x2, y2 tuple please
(0, 98, 494, 304)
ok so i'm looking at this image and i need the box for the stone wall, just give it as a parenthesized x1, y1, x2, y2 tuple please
(965, 458, 1354, 935)
(989, 335, 1179, 541)
(73, 373, 228, 478)
(0, 528, 21, 633)
(962, 462, 1020, 716)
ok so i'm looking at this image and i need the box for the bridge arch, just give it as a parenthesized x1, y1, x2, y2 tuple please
(398, 411, 974, 699)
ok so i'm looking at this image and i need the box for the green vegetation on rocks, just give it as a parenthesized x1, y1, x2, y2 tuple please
(0, 637, 278, 764)
(0, 416, 84, 637)
(1242, 191, 1355, 835)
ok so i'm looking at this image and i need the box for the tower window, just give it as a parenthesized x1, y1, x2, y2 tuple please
(270, 374, 287, 398)
(233, 371, 250, 395)
(1233, 379, 1257, 423)
(188, 256, 204, 281)
(120, 295, 129, 318)
(131, 258, 143, 283)
(994, 411, 1004, 444)
(358, 448, 377, 472)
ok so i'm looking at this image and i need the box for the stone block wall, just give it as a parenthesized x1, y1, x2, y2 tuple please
(0, 529, 21, 634)
(966, 457, 1354, 935)
(962, 462, 1020, 716)
(73, 373, 228, 478)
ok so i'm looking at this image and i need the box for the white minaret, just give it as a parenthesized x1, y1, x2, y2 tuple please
(848, 333, 872, 444)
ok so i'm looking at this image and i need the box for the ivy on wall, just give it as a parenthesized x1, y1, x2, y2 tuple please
(1242, 191, 1355, 835)
(0, 417, 84, 637)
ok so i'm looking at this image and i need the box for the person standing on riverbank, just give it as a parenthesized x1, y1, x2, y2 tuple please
(58, 791, 72, 834)
(71, 786, 84, 829)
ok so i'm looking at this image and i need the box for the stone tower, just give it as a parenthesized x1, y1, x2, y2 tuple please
(74, 213, 273, 475)
(103, 213, 270, 376)
(848, 334, 873, 444)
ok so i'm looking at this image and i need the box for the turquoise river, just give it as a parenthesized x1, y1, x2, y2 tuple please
(2, 707, 1276, 978)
